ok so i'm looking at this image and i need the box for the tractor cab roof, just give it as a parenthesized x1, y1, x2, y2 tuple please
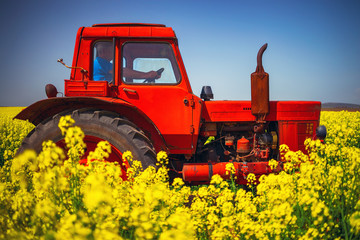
(92, 23, 166, 27)
(81, 23, 176, 38)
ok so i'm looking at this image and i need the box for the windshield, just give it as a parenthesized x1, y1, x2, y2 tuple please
(122, 42, 181, 84)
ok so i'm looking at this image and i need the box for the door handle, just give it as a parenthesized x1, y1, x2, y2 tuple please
(123, 88, 137, 93)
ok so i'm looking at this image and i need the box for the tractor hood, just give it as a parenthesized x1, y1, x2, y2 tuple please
(201, 100, 321, 122)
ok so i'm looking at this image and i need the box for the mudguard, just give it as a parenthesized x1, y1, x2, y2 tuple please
(15, 97, 168, 152)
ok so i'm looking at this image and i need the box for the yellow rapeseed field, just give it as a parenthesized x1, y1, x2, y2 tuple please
(0, 107, 359, 239)
(0, 107, 34, 166)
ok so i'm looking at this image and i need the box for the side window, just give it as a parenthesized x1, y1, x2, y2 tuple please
(93, 41, 114, 82)
(122, 42, 181, 84)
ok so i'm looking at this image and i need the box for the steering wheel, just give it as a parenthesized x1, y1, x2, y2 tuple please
(143, 68, 164, 83)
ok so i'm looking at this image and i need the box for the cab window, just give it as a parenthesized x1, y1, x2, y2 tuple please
(93, 41, 114, 82)
(122, 42, 181, 84)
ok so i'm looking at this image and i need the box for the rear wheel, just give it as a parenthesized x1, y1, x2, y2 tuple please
(18, 109, 157, 177)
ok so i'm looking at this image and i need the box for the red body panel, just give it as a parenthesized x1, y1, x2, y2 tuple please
(82, 24, 176, 38)
(202, 101, 320, 122)
(118, 85, 202, 154)
(65, 80, 109, 97)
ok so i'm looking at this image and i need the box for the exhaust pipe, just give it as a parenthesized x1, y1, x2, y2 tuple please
(251, 43, 269, 122)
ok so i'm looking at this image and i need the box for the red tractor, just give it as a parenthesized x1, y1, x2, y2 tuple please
(16, 23, 325, 184)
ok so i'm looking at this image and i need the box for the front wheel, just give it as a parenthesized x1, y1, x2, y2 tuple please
(18, 109, 157, 177)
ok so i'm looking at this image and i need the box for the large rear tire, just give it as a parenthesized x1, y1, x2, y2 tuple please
(18, 109, 157, 175)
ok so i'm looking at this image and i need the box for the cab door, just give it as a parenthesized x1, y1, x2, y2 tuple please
(117, 41, 198, 154)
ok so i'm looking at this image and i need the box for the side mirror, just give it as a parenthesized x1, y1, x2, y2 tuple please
(200, 86, 214, 101)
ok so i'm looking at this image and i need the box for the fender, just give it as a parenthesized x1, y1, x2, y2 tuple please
(15, 96, 168, 152)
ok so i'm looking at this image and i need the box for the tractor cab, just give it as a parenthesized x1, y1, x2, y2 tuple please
(63, 23, 202, 154)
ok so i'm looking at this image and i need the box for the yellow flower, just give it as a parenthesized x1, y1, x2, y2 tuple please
(172, 178, 185, 189)
(82, 172, 115, 211)
(87, 140, 112, 161)
(210, 174, 224, 185)
(268, 159, 278, 170)
(221, 201, 234, 217)
(350, 200, 360, 234)
(225, 162, 236, 175)
(283, 162, 294, 173)
(246, 173, 256, 186)
(156, 151, 169, 167)
(58, 115, 75, 135)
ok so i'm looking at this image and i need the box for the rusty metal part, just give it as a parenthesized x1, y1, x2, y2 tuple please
(225, 136, 235, 146)
(256, 43, 268, 73)
(45, 84, 58, 98)
(57, 58, 88, 73)
(251, 43, 269, 122)
(253, 123, 265, 133)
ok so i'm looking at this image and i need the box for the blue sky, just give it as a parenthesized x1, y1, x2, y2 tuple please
(0, 0, 359, 106)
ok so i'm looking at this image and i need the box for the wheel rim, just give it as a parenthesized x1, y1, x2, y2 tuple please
(56, 135, 130, 180)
